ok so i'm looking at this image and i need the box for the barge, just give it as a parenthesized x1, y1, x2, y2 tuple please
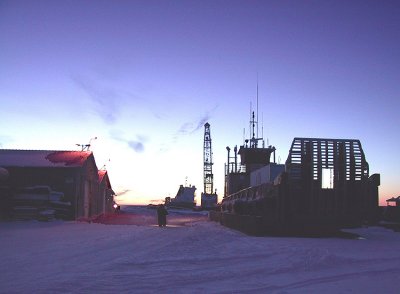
(213, 112, 380, 235)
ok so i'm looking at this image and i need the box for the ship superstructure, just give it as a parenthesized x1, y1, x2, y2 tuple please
(166, 183, 196, 209)
(214, 106, 380, 235)
(224, 111, 280, 198)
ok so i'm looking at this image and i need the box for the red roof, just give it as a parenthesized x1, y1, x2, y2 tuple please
(98, 169, 112, 189)
(0, 150, 93, 167)
(98, 169, 107, 182)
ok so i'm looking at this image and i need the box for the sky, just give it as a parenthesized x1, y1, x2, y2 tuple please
(0, 0, 399, 205)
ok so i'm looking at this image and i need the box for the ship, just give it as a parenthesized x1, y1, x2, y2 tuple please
(165, 184, 196, 209)
(210, 111, 380, 235)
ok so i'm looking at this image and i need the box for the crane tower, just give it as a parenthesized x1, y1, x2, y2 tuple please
(203, 122, 213, 194)
(201, 122, 218, 209)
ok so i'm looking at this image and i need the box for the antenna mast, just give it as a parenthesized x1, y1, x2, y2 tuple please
(249, 101, 252, 145)
(76, 137, 97, 151)
(262, 112, 264, 147)
(257, 73, 259, 140)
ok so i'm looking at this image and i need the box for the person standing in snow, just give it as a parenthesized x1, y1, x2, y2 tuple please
(157, 204, 168, 227)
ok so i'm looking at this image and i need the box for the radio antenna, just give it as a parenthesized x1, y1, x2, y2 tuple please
(76, 137, 97, 151)
(262, 112, 264, 147)
(256, 73, 259, 140)
(249, 101, 252, 142)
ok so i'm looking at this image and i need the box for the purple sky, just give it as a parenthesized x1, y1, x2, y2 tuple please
(1, 0, 399, 204)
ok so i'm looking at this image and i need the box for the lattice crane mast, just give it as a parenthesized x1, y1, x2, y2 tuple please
(203, 122, 213, 194)
(201, 122, 218, 209)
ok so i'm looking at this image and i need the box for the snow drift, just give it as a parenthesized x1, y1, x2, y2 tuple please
(1, 206, 400, 293)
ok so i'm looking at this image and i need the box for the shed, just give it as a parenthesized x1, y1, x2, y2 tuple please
(0, 149, 111, 220)
(98, 169, 116, 214)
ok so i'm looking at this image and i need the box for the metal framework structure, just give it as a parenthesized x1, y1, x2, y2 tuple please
(286, 138, 369, 183)
(203, 122, 213, 194)
(284, 137, 377, 223)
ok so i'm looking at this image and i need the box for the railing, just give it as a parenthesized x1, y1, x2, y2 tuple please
(225, 163, 246, 175)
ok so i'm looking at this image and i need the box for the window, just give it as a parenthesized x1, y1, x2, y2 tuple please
(322, 168, 334, 189)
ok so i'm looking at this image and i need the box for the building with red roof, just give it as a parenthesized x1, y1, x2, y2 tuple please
(0, 149, 115, 220)
(98, 169, 116, 214)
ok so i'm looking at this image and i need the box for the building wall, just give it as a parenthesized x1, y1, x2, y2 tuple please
(99, 177, 114, 214)
(98, 182, 106, 215)
(4, 166, 79, 219)
(226, 173, 249, 196)
(2, 161, 106, 220)
(250, 163, 285, 187)
(0, 154, 114, 219)
(105, 189, 115, 213)
(75, 159, 102, 220)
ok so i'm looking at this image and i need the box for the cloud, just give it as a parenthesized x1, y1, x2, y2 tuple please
(109, 129, 124, 141)
(153, 112, 168, 120)
(191, 113, 211, 134)
(149, 199, 164, 204)
(71, 75, 121, 124)
(177, 122, 194, 135)
(128, 140, 144, 153)
(162, 108, 216, 152)
(110, 129, 147, 153)
(158, 142, 171, 153)
(115, 189, 131, 197)
(162, 105, 218, 152)
(174, 112, 212, 139)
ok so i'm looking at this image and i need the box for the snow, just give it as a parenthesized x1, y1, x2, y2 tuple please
(1, 206, 400, 293)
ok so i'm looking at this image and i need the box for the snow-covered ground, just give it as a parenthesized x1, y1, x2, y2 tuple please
(1, 206, 400, 293)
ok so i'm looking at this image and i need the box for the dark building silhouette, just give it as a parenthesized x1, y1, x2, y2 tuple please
(0, 150, 115, 220)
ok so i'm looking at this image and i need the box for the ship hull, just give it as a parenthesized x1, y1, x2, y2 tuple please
(216, 173, 379, 236)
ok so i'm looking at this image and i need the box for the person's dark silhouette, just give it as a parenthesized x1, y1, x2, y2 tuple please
(157, 204, 168, 227)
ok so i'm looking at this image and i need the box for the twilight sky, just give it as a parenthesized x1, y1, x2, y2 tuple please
(1, 0, 399, 205)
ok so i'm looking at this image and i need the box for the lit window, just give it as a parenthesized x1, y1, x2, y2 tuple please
(322, 168, 334, 189)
